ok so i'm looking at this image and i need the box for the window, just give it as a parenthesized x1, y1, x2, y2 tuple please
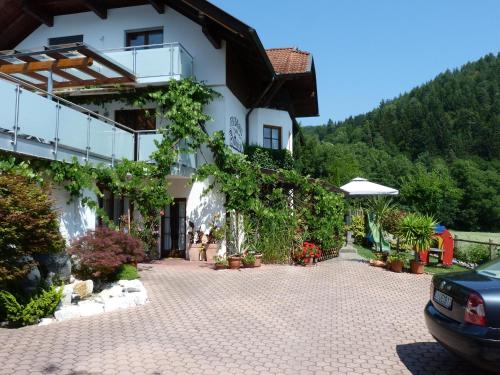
(115, 109, 156, 131)
(126, 28, 163, 49)
(98, 190, 131, 228)
(48, 35, 84, 46)
(263, 125, 282, 150)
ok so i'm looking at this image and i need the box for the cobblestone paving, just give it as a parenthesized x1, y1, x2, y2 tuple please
(0, 253, 488, 375)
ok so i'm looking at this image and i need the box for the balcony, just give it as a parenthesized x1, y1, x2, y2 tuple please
(0, 74, 196, 176)
(102, 43, 194, 84)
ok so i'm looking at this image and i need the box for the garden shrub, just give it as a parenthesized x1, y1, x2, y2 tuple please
(455, 244, 490, 265)
(115, 264, 139, 280)
(69, 227, 145, 281)
(380, 209, 407, 236)
(0, 174, 65, 285)
(0, 285, 62, 326)
(350, 214, 366, 244)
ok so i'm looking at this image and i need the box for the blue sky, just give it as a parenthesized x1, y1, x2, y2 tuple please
(210, 0, 500, 125)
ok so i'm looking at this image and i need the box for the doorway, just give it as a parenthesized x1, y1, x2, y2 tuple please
(161, 199, 187, 258)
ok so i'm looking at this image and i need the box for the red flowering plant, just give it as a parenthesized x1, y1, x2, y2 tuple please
(294, 242, 322, 265)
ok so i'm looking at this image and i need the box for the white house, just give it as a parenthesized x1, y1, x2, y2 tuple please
(0, 0, 318, 259)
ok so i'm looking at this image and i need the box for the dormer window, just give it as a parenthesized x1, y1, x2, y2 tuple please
(263, 125, 282, 150)
(126, 28, 163, 49)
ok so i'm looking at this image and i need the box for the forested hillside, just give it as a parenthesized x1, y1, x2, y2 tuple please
(296, 53, 500, 231)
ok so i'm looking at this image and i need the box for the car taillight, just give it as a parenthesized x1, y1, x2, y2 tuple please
(464, 293, 487, 326)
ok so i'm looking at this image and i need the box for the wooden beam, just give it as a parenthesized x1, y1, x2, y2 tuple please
(22, 0, 54, 27)
(0, 58, 93, 74)
(199, 14, 222, 49)
(78, 46, 136, 80)
(0, 57, 49, 84)
(48, 77, 133, 89)
(78, 66, 109, 81)
(148, 0, 165, 14)
(81, 0, 107, 19)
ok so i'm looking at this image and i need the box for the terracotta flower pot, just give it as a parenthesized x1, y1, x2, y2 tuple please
(410, 260, 425, 274)
(214, 263, 227, 270)
(205, 244, 219, 264)
(390, 260, 404, 273)
(369, 259, 386, 268)
(228, 256, 241, 269)
(188, 244, 203, 262)
(254, 254, 263, 268)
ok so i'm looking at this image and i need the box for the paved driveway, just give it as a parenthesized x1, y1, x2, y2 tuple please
(0, 253, 488, 375)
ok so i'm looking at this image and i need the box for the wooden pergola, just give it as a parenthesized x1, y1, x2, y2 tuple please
(0, 43, 135, 92)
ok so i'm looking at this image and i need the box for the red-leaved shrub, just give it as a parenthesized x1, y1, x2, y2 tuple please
(68, 227, 145, 281)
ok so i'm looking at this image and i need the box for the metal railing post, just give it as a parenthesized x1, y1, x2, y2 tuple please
(170, 46, 174, 76)
(85, 115, 91, 162)
(133, 48, 137, 75)
(53, 100, 61, 159)
(111, 125, 116, 167)
(11, 85, 21, 150)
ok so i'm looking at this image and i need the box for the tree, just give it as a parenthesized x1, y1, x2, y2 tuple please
(0, 174, 65, 285)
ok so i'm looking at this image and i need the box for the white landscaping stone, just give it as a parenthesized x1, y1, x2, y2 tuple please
(54, 305, 81, 322)
(61, 284, 73, 306)
(103, 296, 132, 312)
(78, 300, 104, 317)
(38, 318, 55, 326)
(99, 285, 125, 300)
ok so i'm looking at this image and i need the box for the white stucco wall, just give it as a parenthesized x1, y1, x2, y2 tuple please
(248, 108, 293, 152)
(168, 177, 226, 255)
(51, 186, 97, 245)
(15, 5, 226, 85)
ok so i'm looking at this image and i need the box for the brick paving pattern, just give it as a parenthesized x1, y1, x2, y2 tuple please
(0, 253, 489, 374)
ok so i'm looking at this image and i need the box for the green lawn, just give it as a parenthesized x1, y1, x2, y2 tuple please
(450, 230, 500, 244)
(354, 245, 376, 260)
(355, 244, 469, 275)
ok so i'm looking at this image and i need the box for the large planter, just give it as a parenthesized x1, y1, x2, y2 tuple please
(188, 244, 203, 262)
(410, 260, 425, 274)
(214, 263, 227, 270)
(390, 260, 404, 273)
(205, 244, 219, 264)
(228, 256, 242, 270)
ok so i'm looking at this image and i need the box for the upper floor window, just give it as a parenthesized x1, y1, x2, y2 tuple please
(126, 28, 163, 49)
(263, 125, 282, 150)
(48, 35, 83, 46)
(115, 109, 156, 131)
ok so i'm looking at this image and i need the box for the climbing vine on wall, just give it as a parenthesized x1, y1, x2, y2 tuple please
(0, 79, 217, 258)
(195, 131, 345, 263)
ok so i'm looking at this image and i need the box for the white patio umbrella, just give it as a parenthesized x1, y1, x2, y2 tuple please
(340, 177, 398, 252)
(340, 177, 399, 197)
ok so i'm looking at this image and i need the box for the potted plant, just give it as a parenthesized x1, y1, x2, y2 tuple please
(399, 213, 436, 274)
(187, 222, 204, 262)
(227, 253, 242, 269)
(213, 256, 228, 270)
(242, 253, 256, 268)
(253, 251, 263, 268)
(387, 251, 408, 273)
(206, 218, 225, 264)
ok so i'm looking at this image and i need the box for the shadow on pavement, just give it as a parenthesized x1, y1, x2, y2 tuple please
(396, 342, 493, 375)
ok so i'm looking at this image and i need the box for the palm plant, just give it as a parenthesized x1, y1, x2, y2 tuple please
(399, 213, 436, 261)
(367, 197, 395, 252)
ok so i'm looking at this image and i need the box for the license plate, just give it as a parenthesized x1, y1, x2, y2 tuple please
(434, 290, 453, 309)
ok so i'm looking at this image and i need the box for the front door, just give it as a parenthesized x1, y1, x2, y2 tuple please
(161, 199, 187, 258)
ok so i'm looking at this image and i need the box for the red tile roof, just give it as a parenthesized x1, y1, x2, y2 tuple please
(266, 47, 312, 75)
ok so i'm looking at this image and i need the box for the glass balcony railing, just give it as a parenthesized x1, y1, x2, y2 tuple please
(0, 74, 135, 165)
(137, 131, 197, 176)
(102, 43, 194, 83)
(0, 73, 197, 175)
